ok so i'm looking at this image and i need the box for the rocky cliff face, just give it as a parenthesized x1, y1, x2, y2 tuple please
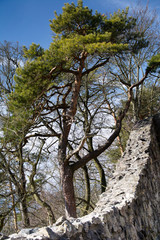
(2, 114, 160, 240)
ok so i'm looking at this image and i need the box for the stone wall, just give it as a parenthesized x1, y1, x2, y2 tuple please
(2, 114, 160, 240)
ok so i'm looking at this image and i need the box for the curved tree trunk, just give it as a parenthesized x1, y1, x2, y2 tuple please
(32, 190, 55, 225)
(87, 138, 107, 193)
(93, 158, 106, 193)
(82, 165, 91, 215)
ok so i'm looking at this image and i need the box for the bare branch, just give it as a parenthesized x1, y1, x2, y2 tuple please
(72, 69, 150, 171)
(66, 133, 95, 161)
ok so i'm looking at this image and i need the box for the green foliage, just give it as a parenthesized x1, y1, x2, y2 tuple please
(2, 109, 32, 145)
(50, 1, 103, 37)
(5, 0, 157, 148)
(49, 33, 128, 63)
(23, 43, 44, 60)
(10, 2, 141, 111)
(5, 56, 53, 142)
(147, 53, 160, 72)
(3, 1, 159, 146)
(9, 40, 72, 113)
(104, 8, 134, 37)
(11, 60, 51, 108)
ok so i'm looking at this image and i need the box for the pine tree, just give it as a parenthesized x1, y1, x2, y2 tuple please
(6, 1, 159, 218)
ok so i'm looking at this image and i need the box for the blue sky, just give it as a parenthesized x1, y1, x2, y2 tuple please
(0, 0, 159, 49)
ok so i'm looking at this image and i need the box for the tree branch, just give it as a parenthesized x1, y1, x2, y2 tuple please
(66, 133, 96, 161)
(82, 58, 110, 76)
(72, 69, 150, 172)
(66, 136, 87, 161)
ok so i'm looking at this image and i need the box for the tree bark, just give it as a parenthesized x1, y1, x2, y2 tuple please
(19, 198, 30, 227)
(60, 164, 77, 218)
(87, 138, 107, 193)
(58, 72, 83, 218)
(19, 147, 30, 227)
(33, 191, 56, 225)
(82, 165, 91, 215)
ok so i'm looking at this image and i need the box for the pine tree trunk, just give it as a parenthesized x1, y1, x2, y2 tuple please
(60, 164, 77, 218)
